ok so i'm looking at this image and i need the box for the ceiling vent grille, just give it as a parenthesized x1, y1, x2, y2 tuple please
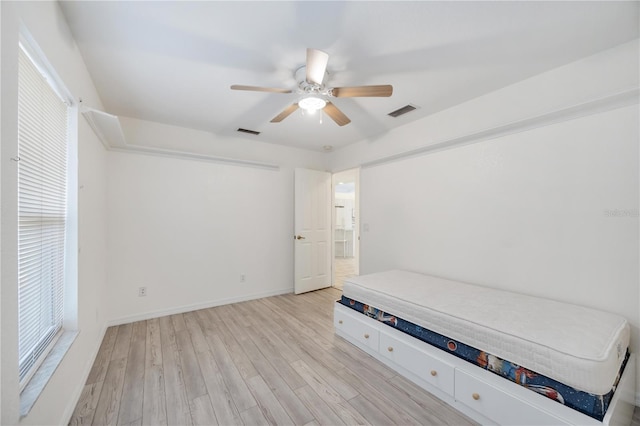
(388, 104, 417, 118)
(237, 128, 260, 135)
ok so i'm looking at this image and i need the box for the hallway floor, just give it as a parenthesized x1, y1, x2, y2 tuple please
(333, 256, 357, 290)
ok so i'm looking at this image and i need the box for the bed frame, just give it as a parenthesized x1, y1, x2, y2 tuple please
(334, 302, 637, 426)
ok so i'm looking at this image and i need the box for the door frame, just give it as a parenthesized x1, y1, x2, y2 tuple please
(331, 168, 360, 286)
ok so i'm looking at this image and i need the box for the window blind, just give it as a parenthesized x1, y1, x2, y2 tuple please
(17, 47, 68, 383)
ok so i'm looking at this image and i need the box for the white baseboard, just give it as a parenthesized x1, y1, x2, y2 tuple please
(107, 287, 294, 326)
(61, 324, 108, 425)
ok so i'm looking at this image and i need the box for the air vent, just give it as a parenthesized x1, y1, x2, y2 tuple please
(388, 104, 417, 118)
(237, 128, 260, 135)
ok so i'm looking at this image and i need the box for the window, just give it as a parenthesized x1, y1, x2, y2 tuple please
(17, 45, 70, 385)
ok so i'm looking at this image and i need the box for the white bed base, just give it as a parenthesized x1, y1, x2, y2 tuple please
(334, 303, 637, 426)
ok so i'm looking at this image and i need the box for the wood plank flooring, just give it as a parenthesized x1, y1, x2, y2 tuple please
(333, 257, 356, 290)
(70, 287, 478, 425)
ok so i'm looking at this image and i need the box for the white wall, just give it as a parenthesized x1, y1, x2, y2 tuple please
(106, 121, 327, 323)
(119, 116, 328, 168)
(360, 104, 638, 320)
(329, 40, 640, 399)
(0, 2, 109, 425)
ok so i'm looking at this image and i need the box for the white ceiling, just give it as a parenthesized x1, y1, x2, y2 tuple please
(59, 1, 639, 153)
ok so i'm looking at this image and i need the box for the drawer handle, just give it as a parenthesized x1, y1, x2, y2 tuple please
(364, 333, 370, 339)
(430, 370, 437, 376)
(338, 320, 343, 324)
(472, 393, 480, 401)
(387, 346, 393, 352)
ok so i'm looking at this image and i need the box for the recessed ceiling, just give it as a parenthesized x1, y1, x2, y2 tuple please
(59, 1, 639, 152)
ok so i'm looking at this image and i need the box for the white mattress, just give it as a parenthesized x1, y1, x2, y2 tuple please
(343, 270, 630, 395)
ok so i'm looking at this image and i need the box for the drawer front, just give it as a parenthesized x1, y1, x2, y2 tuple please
(334, 308, 379, 351)
(379, 332, 454, 396)
(455, 369, 566, 426)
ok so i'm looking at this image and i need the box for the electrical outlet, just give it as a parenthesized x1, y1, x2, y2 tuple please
(138, 286, 147, 297)
(240, 274, 245, 282)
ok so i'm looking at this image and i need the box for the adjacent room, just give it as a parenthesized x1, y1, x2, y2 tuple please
(1, 1, 638, 425)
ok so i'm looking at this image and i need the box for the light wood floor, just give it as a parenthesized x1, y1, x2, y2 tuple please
(70, 287, 479, 426)
(333, 257, 356, 290)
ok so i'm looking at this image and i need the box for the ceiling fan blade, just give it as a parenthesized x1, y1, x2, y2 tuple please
(331, 85, 393, 98)
(323, 101, 351, 126)
(306, 48, 329, 85)
(231, 85, 292, 94)
(271, 103, 300, 123)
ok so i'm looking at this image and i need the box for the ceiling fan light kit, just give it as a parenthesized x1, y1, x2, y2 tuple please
(231, 48, 393, 127)
(298, 96, 326, 112)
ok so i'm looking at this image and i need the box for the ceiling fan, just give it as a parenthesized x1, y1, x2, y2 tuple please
(231, 48, 393, 126)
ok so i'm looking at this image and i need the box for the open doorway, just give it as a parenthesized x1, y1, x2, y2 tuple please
(332, 168, 359, 289)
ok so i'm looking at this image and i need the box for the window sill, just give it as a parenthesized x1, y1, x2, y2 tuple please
(19, 330, 78, 418)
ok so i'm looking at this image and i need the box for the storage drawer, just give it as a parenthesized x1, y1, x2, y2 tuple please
(334, 307, 379, 352)
(379, 331, 455, 396)
(455, 369, 566, 426)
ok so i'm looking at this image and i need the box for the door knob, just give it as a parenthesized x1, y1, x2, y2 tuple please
(295, 235, 306, 240)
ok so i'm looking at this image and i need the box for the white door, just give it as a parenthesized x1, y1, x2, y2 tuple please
(294, 168, 331, 294)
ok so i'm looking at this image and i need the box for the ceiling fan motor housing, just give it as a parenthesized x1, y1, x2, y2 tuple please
(295, 66, 329, 95)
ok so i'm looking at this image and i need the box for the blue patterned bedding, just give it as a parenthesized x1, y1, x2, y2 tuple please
(339, 296, 629, 422)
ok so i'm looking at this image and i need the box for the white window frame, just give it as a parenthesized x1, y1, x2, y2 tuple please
(17, 31, 78, 396)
